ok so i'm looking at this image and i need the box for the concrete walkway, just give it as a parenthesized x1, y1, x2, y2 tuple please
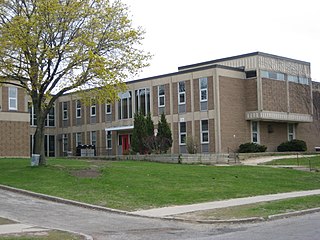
(0, 223, 48, 235)
(241, 154, 316, 166)
(132, 189, 320, 217)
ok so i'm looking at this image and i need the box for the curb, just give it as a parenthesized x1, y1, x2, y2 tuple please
(268, 207, 320, 220)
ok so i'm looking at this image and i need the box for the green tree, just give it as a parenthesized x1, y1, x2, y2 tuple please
(157, 113, 172, 153)
(145, 113, 154, 136)
(131, 112, 147, 154)
(0, 0, 150, 165)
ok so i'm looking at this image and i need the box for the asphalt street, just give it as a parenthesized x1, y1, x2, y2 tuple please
(1, 189, 320, 240)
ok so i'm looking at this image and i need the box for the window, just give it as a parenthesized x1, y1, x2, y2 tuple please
(288, 75, 299, 83)
(299, 76, 309, 85)
(44, 135, 55, 157)
(45, 106, 55, 127)
(288, 75, 309, 85)
(8, 87, 17, 110)
(62, 102, 68, 120)
(261, 70, 284, 81)
(106, 103, 112, 114)
(178, 81, 186, 105)
(76, 100, 81, 118)
(158, 85, 165, 107)
(118, 91, 132, 119)
(106, 131, 112, 149)
(199, 78, 208, 102)
(90, 100, 96, 117)
(201, 120, 209, 143)
(76, 132, 82, 147)
(91, 131, 97, 146)
(28, 102, 37, 126)
(288, 123, 295, 141)
(251, 121, 260, 143)
(62, 134, 68, 154)
(135, 88, 150, 116)
(179, 122, 187, 145)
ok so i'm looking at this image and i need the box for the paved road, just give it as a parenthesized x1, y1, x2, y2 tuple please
(1, 189, 320, 240)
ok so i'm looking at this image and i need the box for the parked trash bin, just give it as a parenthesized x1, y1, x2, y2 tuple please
(31, 154, 40, 166)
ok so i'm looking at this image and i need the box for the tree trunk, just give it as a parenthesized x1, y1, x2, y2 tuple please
(33, 122, 46, 165)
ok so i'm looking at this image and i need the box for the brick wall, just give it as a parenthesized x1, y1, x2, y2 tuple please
(245, 78, 258, 111)
(259, 122, 288, 152)
(0, 121, 29, 157)
(289, 82, 311, 114)
(262, 79, 288, 112)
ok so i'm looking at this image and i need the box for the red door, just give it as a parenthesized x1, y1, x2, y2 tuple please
(122, 134, 129, 154)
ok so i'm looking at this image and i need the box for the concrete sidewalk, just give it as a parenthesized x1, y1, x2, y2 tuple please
(132, 189, 320, 217)
(0, 223, 48, 235)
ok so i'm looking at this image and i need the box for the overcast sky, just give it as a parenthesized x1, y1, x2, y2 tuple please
(123, 0, 320, 81)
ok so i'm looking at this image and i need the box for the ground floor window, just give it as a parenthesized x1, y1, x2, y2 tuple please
(106, 131, 112, 149)
(288, 123, 296, 141)
(201, 120, 209, 143)
(251, 121, 260, 143)
(179, 122, 187, 145)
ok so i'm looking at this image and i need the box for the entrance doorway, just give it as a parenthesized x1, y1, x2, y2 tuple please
(121, 134, 130, 154)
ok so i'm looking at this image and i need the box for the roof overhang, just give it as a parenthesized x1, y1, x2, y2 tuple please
(245, 111, 313, 123)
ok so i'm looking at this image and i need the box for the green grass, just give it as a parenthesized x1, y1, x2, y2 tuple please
(177, 195, 320, 220)
(0, 158, 320, 211)
(0, 230, 84, 240)
(264, 155, 320, 169)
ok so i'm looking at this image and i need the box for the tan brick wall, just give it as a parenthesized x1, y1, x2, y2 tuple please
(165, 84, 171, 115)
(208, 76, 214, 110)
(193, 79, 200, 112)
(152, 86, 158, 115)
(194, 120, 201, 149)
(172, 83, 178, 114)
(173, 122, 179, 153)
(259, 122, 288, 152)
(0, 121, 29, 157)
(245, 78, 258, 111)
(186, 80, 191, 113)
(289, 82, 311, 114)
(209, 119, 215, 152)
(262, 79, 287, 112)
(219, 76, 250, 152)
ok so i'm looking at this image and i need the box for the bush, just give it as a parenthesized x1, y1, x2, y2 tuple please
(238, 142, 267, 153)
(277, 139, 307, 152)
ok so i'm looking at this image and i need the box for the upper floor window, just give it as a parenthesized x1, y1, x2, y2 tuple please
(106, 103, 112, 114)
(251, 121, 260, 144)
(28, 103, 37, 126)
(178, 81, 186, 105)
(62, 102, 68, 120)
(8, 87, 17, 110)
(76, 100, 81, 118)
(135, 88, 150, 116)
(288, 75, 309, 85)
(90, 100, 96, 117)
(261, 70, 284, 81)
(288, 123, 295, 141)
(201, 119, 209, 144)
(158, 85, 165, 107)
(200, 78, 208, 102)
(118, 91, 132, 119)
(45, 106, 55, 127)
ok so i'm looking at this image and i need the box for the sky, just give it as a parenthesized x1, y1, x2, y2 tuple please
(122, 0, 320, 81)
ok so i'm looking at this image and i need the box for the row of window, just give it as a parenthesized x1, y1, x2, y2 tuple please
(179, 120, 209, 145)
(251, 121, 296, 144)
(261, 70, 309, 85)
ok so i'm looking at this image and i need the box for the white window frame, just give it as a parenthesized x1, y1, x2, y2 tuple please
(76, 100, 81, 118)
(158, 85, 165, 107)
(178, 81, 186, 105)
(76, 132, 82, 147)
(62, 102, 68, 120)
(90, 100, 96, 117)
(45, 105, 55, 127)
(106, 131, 112, 149)
(135, 88, 150, 116)
(288, 123, 296, 141)
(8, 87, 18, 110)
(201, 119, 209, 144)
(179, 122, 187, 145)
(106, 103, 112, 114)
(62, 134, 68, 153)
(251, 121, 260, 144)
(199, 78, 208, 102)
(91, 131, 97, 146)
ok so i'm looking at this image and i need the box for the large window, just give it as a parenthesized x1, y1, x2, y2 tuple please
(106, 131, 112, 149)
(158, 85, 165, 107)
(45, 106, 55, 127)
(76, 100, 81, 118)
(178, 81, 186, 105)
(288, 123, 295, 141)
(8, 87, 17, 110)
(261, 70, 284, 81)
(201, 120, 209, 143)
(62, 102, 68, 120)
(179, 122, 187, 145)
(135, 88, 150, 116)
(44, 135, 55, 157)
(251, 121, 260, 143)
(62, 134, 68, 154)
(118, 91, 132, 119)
(288, 75, 309, 85)
(29, 103, 37, 126)
(91, 131, 97, 146)
(199, 78, 208, 102)
(76, 132, 82, 147)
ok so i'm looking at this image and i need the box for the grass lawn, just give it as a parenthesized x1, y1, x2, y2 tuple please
(0, 158, 320, 211)
(264, 155, 320, 169)
(176, 195, 320, 220)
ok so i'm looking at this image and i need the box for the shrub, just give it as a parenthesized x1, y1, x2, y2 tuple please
(277, 139, 307, 152)
(238, 142, 267, 153)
